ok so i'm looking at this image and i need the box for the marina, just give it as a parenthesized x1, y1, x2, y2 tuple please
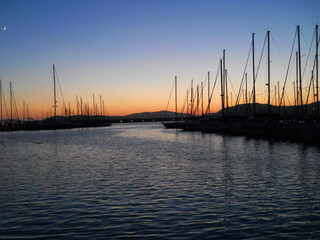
(163, 25, 320, 144)
(0, 65, 112, 131)
(1, 1, 320, 238)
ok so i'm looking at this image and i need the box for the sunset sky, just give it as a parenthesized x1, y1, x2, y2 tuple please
(0, 0, 319, 119)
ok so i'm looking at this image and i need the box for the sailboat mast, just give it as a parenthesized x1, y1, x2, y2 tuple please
(201, 81, 204, 116)
(226, 69, 229, 115)
(80, 97, 83, 117)
(87, 102, 89, 117)
(68, 102, 71, 118)
(23, 101, 25, 121)
(26, 104, 29, 120)
(208, 71, 210, 117)
(316, 24, 319, 118)
(53, 64, 57, 121)
(175, 76, 177, 122)
(252, 33, 256, 117)
(10, 81, 12, 123)
(276, 81, 278, 108)
(293, 81, 296, 116)
(93, 94, 95, 116)
(223, 49, 228, 116)
(220, 59, 225, 118)
(76, 95, 79, 117)
(100, 95, 102, 116)
(197, 84, 200, 116)
(191, 79, 193, 116)
(297, 25, 303, 116)
(296, 51, 299, 119)
(102, 100, 105, 116)
(267, 30, 271, 118)
(186, 90, 189, 116)
(275, 86, 277, 106)
(0, 79, 2, 123)
(245, 73, 248, 117)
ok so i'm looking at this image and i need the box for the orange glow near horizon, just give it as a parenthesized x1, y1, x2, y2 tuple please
(1, 0, 318, 121)
(0, 77, 308, 121)
(0, 94, 310, 121)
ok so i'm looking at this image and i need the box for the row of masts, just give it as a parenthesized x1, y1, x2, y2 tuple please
(174, 52, 238, 119)
(170, 25, 319, 121)
(0, 64, 110, 123)
(185, 78, 209, 117)
(45, 94, 109, 120)
(50, 64, 110, 121)
(0, 80, 31, 123)
(291, 25, 319, 119)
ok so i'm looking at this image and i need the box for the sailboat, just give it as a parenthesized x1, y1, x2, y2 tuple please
(201, 51, 228, 133)
(163, 76, 183, 129)
(244, 32, 272, 137)
(45, 64, 111, 129)
(272, 25, 320, 142)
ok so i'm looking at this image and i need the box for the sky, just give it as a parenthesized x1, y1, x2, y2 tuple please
(0, 0, 319, 119)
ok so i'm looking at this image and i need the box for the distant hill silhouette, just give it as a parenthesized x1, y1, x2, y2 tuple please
(123, 110, 189, 119)
(36, 101, 320, 122)
(215, 102, 319, 117)
(40, 111, 187, 121)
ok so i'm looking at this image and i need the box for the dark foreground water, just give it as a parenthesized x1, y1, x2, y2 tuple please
(0, 123, 320, 239)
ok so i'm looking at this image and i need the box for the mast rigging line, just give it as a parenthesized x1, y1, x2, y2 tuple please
(304, 51, 317, 113)
(191, 85, 196, 115)
(250, 32, 268, 116)
(201, 74, 208, 111)
(226, 71, 238, 105)
(179, 90, 188, 118)
(205, 63, 220, 115)
(202, 73, 208, 90)
(227, 71, 245, 115)
(271, 33, 287, 69)
(301, 28, 316, 81)
(224, 54, 243, 113)
(0, 82, 10, 120)
(254, 32, 268, 83)
(233, 43, 252, 116)
(55, 70, 67, 114)
(163, 79, 175, 119)
(278, 28, 298, 116)
(225, 53, 239, 89)
(304, 70, 314, 114)
(41, 70, 53, 120)
(284, 90, 292, 107)
(12, 88, 20, 121)
(189, 77, 208, 116)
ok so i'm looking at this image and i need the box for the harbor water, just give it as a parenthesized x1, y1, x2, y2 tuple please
(0, 122, 320, 239)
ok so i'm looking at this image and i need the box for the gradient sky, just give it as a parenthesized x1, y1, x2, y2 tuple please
(0, 0, 319, 118)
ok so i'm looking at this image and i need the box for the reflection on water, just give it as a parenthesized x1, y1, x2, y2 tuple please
(0, 122, 320, 238)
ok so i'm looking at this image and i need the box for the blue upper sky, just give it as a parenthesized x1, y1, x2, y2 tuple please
(0, 0, 319, 116)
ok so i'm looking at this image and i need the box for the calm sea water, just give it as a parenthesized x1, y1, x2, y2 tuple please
(0, 122, 320, 239)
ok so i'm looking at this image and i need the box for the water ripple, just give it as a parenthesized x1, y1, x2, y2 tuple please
(0, 123, 320, 239)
